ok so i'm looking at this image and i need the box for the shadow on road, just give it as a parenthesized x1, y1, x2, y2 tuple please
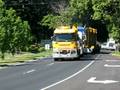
(100, 49, 113, 54)
(54, 58, 102, 62)
(54, 54, 102, 62)
(79, 58, 101, 61)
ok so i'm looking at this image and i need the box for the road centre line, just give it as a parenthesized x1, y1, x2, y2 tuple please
(95, 54, 100, 59)
(47, 63, 54, 66)
(40, 54, 100, 90)
(23, 69, 36, 74)
(40, 60, 95, 90)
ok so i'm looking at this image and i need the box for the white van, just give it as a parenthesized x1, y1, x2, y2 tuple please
(107, 42, 116, 50)
(101, 38, 116, 50)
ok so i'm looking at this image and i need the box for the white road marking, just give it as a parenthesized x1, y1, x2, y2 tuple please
(0, 67, 6, 70)
(87, 77, 119, 84)
(104, 64, 120, 68)
(47, 63, 54, 66)
(106, 60, 120, 62)
(40, 60, 95, 90)
(23, 69, 36, 74)
(95, 54, 100, 59)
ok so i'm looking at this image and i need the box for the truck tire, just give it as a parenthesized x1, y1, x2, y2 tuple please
(54, 58, 58, 61)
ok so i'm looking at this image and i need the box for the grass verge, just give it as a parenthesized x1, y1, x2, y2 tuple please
(0, 50, 52, 65)
(112, 51, 120, 57)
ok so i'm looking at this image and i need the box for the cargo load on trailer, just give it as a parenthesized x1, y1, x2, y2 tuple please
(84, 27, 101, 54)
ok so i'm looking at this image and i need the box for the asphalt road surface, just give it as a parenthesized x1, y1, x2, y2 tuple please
(0, 50, 120, 90)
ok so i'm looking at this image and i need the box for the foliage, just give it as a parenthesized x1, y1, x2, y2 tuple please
(28, 44, 45, 53)
(28, 44, 40, 53)
(41, 0, 120, 43)
(39, 47, 45, 52)
(5, 0, 53, 41)
(0, 0, 32, 58)
(4, 0, 120, 47)
(41, 0, 71, 29)
(110, 25, 120, 42)
(91, 0, 120, 42)
(41, 9, 73, 29)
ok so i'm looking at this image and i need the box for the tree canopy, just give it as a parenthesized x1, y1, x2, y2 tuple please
(3, 0, 120, 44)
(41, 0, 120, 42)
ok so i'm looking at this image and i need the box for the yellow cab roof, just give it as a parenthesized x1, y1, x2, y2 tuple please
(54, 26, 77, 34)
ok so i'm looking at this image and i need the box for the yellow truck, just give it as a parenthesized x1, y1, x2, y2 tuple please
(84, 27, 100, 54)
(52, 26, 84, 61)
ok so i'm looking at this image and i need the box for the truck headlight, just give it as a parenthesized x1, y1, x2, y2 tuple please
(91, 46, 95, 49)
(53, 49, 59, 53)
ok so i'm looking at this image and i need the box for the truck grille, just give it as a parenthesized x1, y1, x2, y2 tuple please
(60, 50, 70, 54)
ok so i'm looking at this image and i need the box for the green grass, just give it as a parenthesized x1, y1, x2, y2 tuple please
(112, 51, 120, 56)
(0, 50, 52, 65)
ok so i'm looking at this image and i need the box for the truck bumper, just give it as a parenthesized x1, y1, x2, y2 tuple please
(53, 54, 78, 59)
(53, 49, 78, 59)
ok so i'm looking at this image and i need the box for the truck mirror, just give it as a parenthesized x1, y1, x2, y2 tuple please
(51, 36, 55, 41)
(51, 36, 53, 40)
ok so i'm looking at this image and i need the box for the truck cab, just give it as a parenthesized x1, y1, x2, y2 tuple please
(52, 26, 83, 61)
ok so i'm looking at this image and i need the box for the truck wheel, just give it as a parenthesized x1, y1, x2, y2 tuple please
(54, 58, 58, 61)
(54, 58, 62, 61)
(75, 55, 80, 60)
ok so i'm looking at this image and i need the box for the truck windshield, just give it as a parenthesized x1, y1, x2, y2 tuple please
(54, 33, 76, 42)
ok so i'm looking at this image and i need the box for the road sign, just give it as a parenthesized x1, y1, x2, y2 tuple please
(45, 44, 50, 50)
(87, 77, 119, 84)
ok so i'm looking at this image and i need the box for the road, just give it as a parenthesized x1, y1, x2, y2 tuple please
(0, 50, 120, 90)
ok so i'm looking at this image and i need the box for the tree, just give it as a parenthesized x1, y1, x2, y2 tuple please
(0, 0, 32, 58)
(41, 0, 71, 29)
(5, 0, 120, 43)
(41, 0, 109, 42)
(109, 25, 120, 42)
(92, 0, 120, 42)
(41, 9, 73, 29)
(5, 0, 53, 42)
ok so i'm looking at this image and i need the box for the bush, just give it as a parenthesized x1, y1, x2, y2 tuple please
(28, 44, 46, 53)
(39, 47, 45, 52)
(28, 44, 40, 53)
